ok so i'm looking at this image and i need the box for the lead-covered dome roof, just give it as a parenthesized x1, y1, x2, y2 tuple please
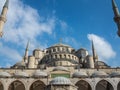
(14, 71, 29, 77)
(0, 72, 11, 77)
(72, 71, 88, 78)
(91, 71, 108, 77)
(110, 72, 120, 77)
(50, 77, 72, 85)
(33, 70, 48, 77)
(51, 43, 71, 48)
(53, 66, 69, 71)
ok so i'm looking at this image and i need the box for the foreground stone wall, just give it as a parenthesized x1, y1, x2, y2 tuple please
(0, 68, 120, 90)
(0, 77, 119, 90)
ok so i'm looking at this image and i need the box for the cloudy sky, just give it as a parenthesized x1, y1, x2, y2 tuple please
(0, 0, 120, 67)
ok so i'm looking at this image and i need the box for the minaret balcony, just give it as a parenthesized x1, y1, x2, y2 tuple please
(0, 16, 6, 22)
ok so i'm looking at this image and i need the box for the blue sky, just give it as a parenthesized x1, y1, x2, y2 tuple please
(0, 0, 120, 67)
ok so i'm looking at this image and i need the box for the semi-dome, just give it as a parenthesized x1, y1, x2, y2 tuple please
(50, 77, 72, 85)
(33, 70, 48, 77)
(53, 66, 69, 71)
(14, 71, 29, 78)
(91, 71, 108, 78)
(110, 72, 120, 77)
(72, 71, 88, 78)
(0, 72, 11, 78)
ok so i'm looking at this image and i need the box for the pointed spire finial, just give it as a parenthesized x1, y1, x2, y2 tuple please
(26, 40, 30, 51)
(112, 0, 117, 8)
(4, 0, 9, 9)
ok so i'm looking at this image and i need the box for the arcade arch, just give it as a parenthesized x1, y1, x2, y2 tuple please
(96, 80, 114, 90)
(117, 81, 120, 90)
(30, 80, 46, 90)
(75, 80, 92, 90)
(8, 80, 25, 90)
(0, 81, 3, 90)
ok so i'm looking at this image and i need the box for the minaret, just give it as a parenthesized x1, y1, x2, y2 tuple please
(112, 0, 120, 37)
(0, 0, 9, 37)
(91, 40, 98, 62)
(24, 41, 29, 63)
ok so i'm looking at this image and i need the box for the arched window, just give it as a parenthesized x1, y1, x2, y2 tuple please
(117, 81, 120, 90)
(75, 80, 92, 90)
(68, 55, 70, 59)
(55, 55, 57, 59)
(46, 51, 48, 53)
(60, 54, 62, 59)
(75, 57, 76, 60)
(30, 80, 46, 90)
(72, 56, 74, 59)
(8, 80, 25, 90)
(64, 54, 66, 58)
(53, 48, 56, 52)
(96, 80, 114, 90)
(0, 82, 3, 90)
(62, 47, 65, 52)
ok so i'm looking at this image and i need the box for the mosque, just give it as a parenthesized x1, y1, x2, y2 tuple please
(0, 0, 120, 90)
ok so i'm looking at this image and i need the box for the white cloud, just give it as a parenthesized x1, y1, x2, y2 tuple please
(5, 63, 12, 68)
(59, 20, 68, 30)
(0, 0, 56, 48)
(0, 0, 70, 67)
(87, 34, 116, 61)
(64, 37, 80, 49)
(0, 0, 57, 66)
(0, 42, 22, 62)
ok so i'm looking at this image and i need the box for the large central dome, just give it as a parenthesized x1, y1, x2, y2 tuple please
(50, 43, 72, 48)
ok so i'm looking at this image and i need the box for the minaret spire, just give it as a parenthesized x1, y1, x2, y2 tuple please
(4, 0, 9, 9)
(112, 0, 119, 16)
(91, 40, 98, 62)
(24, 40, 29, 63)
(0, 0, 9, 37)
(112, 0, 120, 37)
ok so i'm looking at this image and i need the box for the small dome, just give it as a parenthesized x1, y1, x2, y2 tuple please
(72, 71, 88, 78)
(0, 72, 11, 78)
(33, 70, 48, 77)
(14, 71, 29, 78)
(50, 77, 72, 85)
(91, 71, 108, 78)
(110, 72, 120, 77)
(53, 66, 69, 71)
